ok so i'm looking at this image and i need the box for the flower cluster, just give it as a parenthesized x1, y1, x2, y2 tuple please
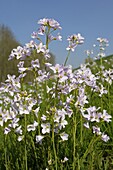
(31, 18, 62, 46)
(0, 59, 111, 143)
(66, 33, 84, 52)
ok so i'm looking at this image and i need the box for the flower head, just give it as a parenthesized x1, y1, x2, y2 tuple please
(60, 132, 68, 141)
(66, 33, 84, 52)
(101, 133, 110, 142)
(41, 123, 50, 134)
(36, 135, 44, 143)
(101, 110, 112, 122)
(38, 18, 62, 30)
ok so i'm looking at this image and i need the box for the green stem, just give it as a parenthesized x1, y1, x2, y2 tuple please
(50, 78, 59, 169)
(80, 114, 83, 145)
(33, 70, 41, 135)
(24, 114, 27, 170)
(3, 122, 8, 170)
(46, 27, 50, 49)
(100, 55, 103, 111)
(64, 51, 71, 66)
(4, 134, 8, 170)
(52, 120, 57, 170)
(108, 84, 110, 114)
(81, 135, 99, 162)
(77, 153, 81, 170)
(100, 55, 103, 68)
(73, 114, 77, 170)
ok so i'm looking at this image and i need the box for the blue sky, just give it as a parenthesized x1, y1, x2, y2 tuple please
(0, 0, 113, 67)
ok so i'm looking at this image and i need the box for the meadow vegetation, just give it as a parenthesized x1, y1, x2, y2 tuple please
(0, 18, 113, 170)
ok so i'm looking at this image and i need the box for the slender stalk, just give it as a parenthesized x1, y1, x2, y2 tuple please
(50, 78, 59, 170)
(33, 69, 41, 135)
(77, 153, 81, 170)
(64, 51, 71, 66)
(90, 151, 95, 170)
(100, 55, 103, 111)
(100, 55, 103, 68)
(72, 89, 78, 169)
(107, 84, 110, 113)
(52, 119, 57, 170)
(73, 114, 77, 170)
(81, 135, 99, 162)
(80, 114, 83, 146)
(31, 137, 38, 163)
(3, 122, 8, 170)
(24, 114, 27, 170)
(4, 134, 8, 170)
(46, 27, 50, 49)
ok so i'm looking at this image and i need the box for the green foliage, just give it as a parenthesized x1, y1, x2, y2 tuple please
(85, 54, 113, 72)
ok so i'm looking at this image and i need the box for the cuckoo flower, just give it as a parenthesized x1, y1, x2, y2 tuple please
(38, 18, 62, 30)
(66, 33, 84, 52)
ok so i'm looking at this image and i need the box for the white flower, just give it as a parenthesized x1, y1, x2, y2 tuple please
(84, 122, 90, 129)
(31, 59, 40, 68)
(34, 121, 38, 127)
(4, 127, 11, 134)
(41, 123, 50, 134)
(18, 135, 24, 142)
(27, 121, 38, 132)
(0, 120, 3, 127)
(61, 157, 69, 163)
(36, 43, 47, 54)
(64, 157, 68, 162)
(41, 115, 47, 121)
(9, 117, 19, 129)
(101, 133, 110, 142)
(15, 125, 22, 134)
(48, 159, 52, 165)
(101, 110, 112, 122)
(92, 126, 101, 135)
(59, 119, 68, 130)
(36, 135, 44, 143)
(34, 107, 40, 118)
(60, 132, 68, 141)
